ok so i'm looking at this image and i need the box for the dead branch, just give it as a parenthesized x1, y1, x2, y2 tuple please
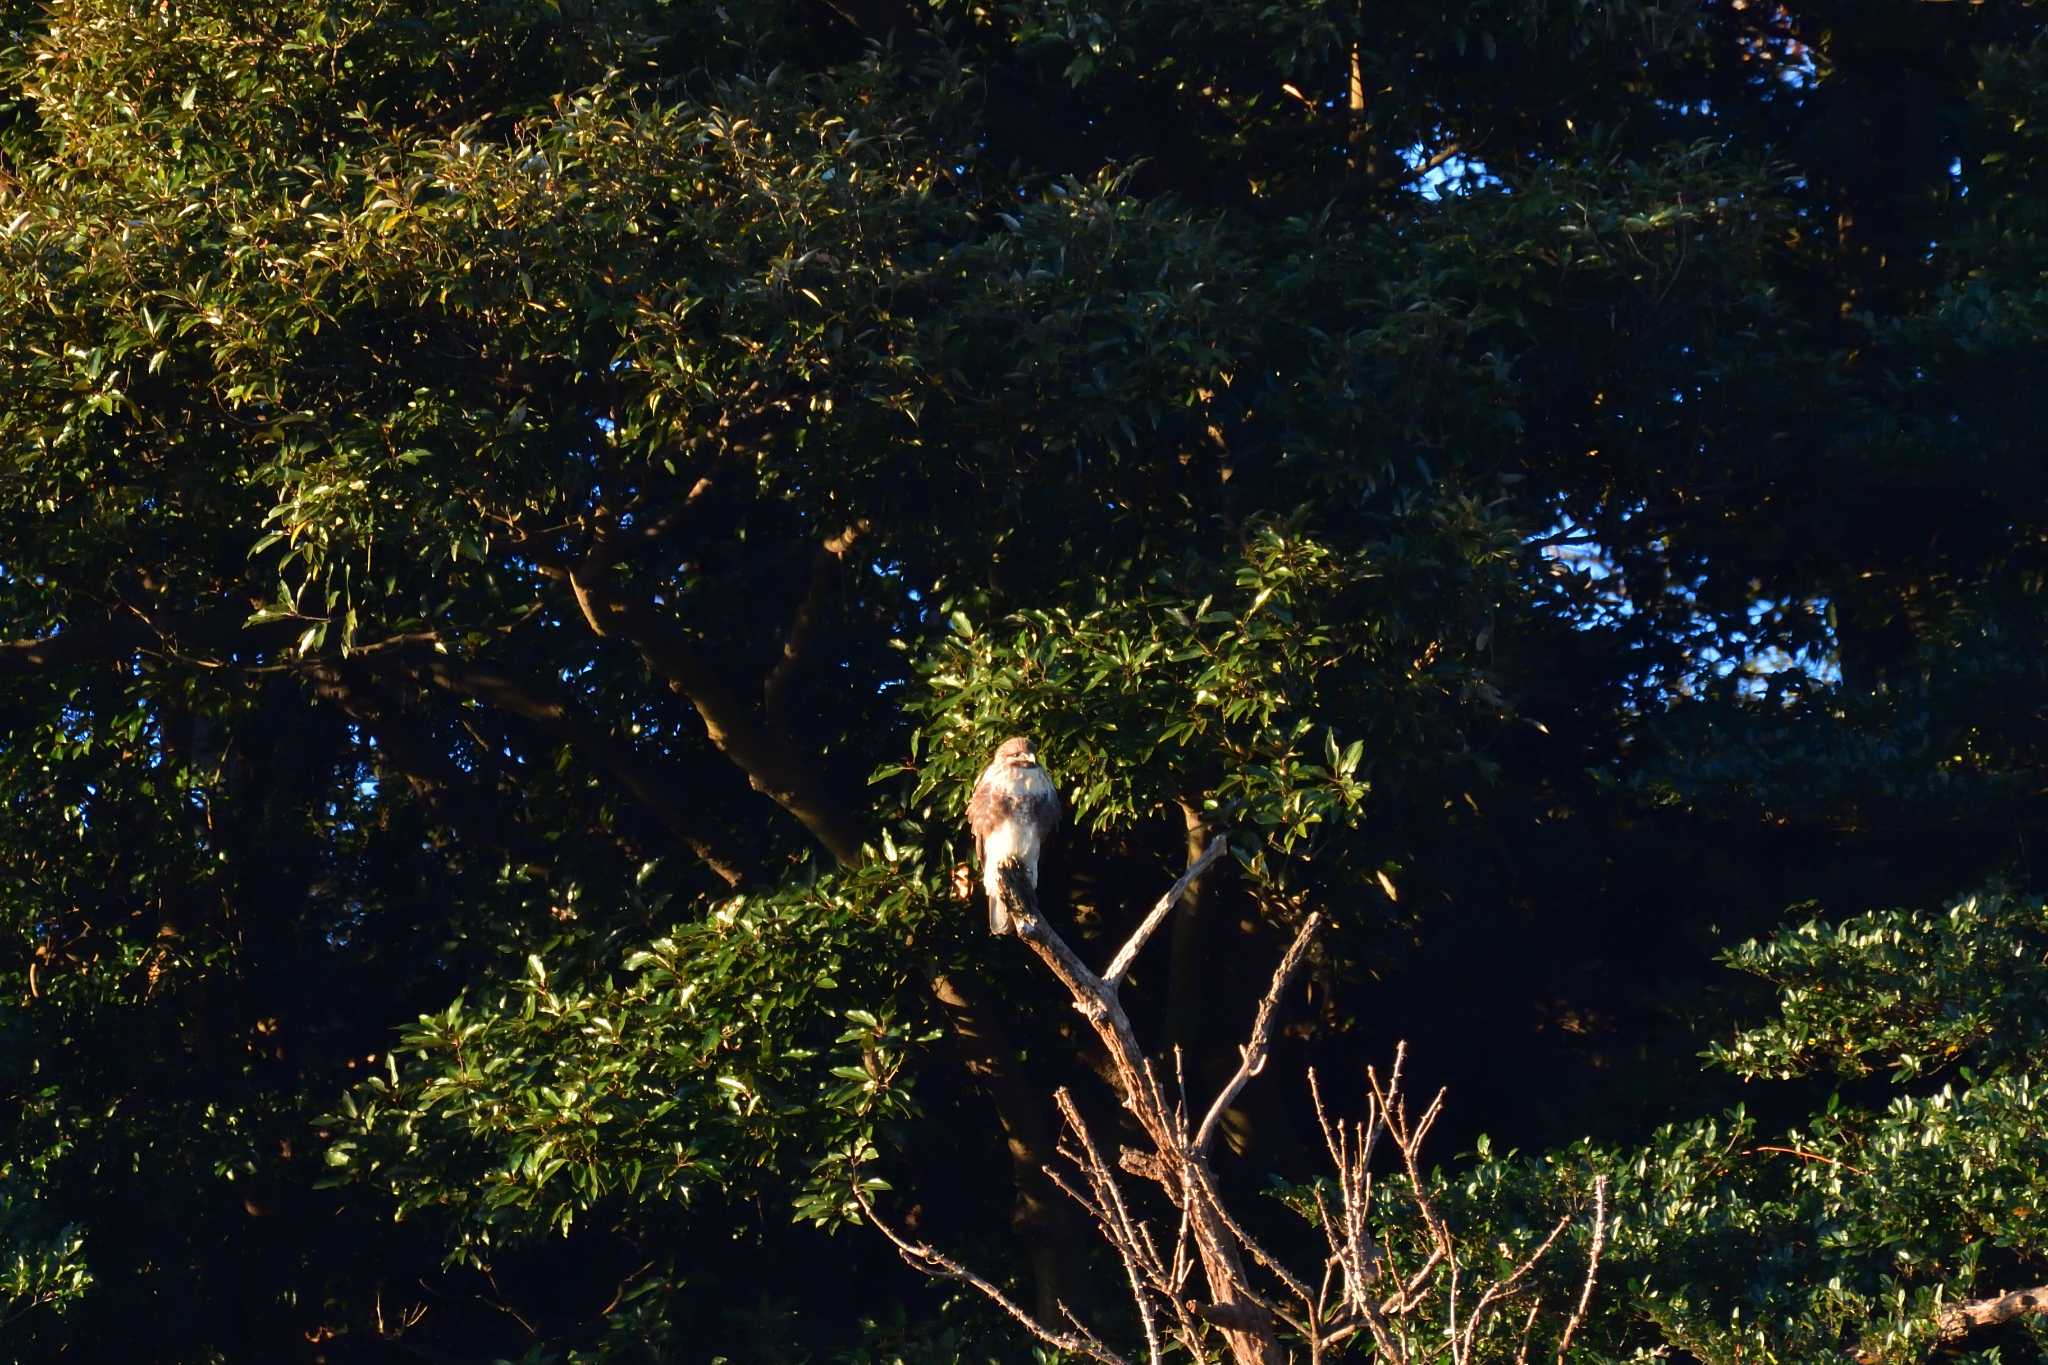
(1005, 857, 1296, 1365)
(1104, 833, 1231, 987)
(1847, 1281, 2048, 1364)
(851, 1184, 1129, 1365)
(862, 844, 1607, 1365)
(1455, 1208, 1574, 1360)
(1553, 1176, 1606, 1364)
(1192, 911, 1321, 1158)
(1308, 1051, 1607, 1364)
(1050, 1088, 1166, 1365)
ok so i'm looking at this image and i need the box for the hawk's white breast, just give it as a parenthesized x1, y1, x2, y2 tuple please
(981, 765, 1054, 891)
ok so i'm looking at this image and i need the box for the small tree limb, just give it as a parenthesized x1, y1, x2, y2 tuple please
(1104, 834, 1231, 987)
(1192, 911, 1321, 1158)
(1000, 860, 1285, 1365)
(852, 1184, 1130, 1365)
(1051, 1088, 1166, 1365)
(1553, 1176, 1607, 1365)
(763, 520, 868, 731)
(406, 654, 749, 887)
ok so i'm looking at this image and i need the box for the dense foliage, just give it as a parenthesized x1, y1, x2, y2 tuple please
(3, 0, 2045, 1360)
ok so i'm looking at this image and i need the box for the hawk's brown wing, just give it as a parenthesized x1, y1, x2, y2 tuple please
(965, 776, 1001, 867)
(1038, 784, 1062, 833)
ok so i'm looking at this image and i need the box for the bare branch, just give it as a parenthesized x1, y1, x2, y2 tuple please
(1554, 1176, 1607, 1365)
(916, 848, 1608, 1365)
(998, 861, 1285, 1365)
(1192, 912, 1322, 1157)
(1053, 1089, 1166, 1365)
(1184, 1159, 1315, 1309)
(1118, 1146, 1172, 1188)
(852, 1184, 1130, 1365)
(1003, 864, 1177, 1149)
(1103, 834, 1231, 987)
(1515, 1299, 1542, 1365)
(1309, 1068, 1401, 1355)
(1456, 1209, 1573, 1360)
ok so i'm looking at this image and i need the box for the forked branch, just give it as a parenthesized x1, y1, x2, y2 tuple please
(860, 838, 1608, 1365)
(1103, 834, 1231, 986)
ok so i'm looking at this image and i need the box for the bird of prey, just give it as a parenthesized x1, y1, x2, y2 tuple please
(966, 736, 1061, 934)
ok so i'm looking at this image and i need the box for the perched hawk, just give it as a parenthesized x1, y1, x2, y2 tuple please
(966, 736, 1061, 934)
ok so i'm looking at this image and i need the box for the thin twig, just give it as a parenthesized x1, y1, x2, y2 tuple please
(1554, 1176, 1607, 1365)
(1055, 1089, 1167, 1365)
(1748, 1144, 1869, 1176)
(1456, 1209, 1573, 1359)
(853, 1183, 1130, 1365)
(1514, 1298, 1542, 1364)
(1103, 835, 1231, 986)
(1191, 911, 1321, 1156)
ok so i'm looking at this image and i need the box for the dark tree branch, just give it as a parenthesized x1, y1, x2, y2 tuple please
(763, 519, 868, 732)
(405, 654, 748, 887)
(300, 661, 518, 859)
(551, 568, 868, 868)
(0, 616, 150, 674)
(507, 486, 869, 869)
(0, 603, 299, 677)
(1396, 141, 1466, 187)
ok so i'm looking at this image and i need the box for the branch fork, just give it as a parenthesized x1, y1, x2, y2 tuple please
(861, 833, 1609, 1365)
